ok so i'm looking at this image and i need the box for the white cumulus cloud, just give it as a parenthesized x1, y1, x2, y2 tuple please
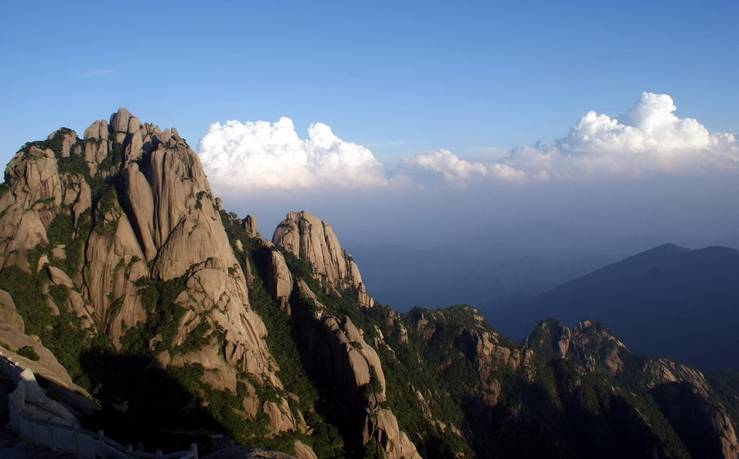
(200, 93, 738, 191)
(198, 117, 388, 191)
(409, 149, 525, 183)
(411, 92, 739, 181)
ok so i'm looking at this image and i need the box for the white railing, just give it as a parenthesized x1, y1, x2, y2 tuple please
(1, 351, 198, 459)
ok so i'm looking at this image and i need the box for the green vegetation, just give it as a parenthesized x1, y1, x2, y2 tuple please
(209, 387, 270, 443)
(22, 127, 75, 157)
(17, 345, 40, 361)
(0, 265, 92, 381)
(0, 266, 52, 337)
(174, 319, 211, 355)
(92, 184, 120, 235)
(48, 284, 69, 306)
(121, 275, 188, 355)
(45, 213, 87, 277)
(57, 152, 89, 177)
(97, 140, 123, 174)
(47, 213, 74, 247)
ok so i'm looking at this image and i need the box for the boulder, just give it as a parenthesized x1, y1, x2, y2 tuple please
(83, 120, 109, 141)
(261, 243, 293, 311)
(0, 289, 24, 333)
(292, 441, 317, 459)
(374, 409, 423, 459)
(263, 399, 298, 435)
(243, 214, 258, 238)
(46, 266, 74, 288)
(110, 108, 131, 134)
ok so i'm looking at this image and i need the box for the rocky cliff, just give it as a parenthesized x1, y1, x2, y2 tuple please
(1, 110, 738, 459)
(273, 211, 374, 308)
(0, 110, 307, 455)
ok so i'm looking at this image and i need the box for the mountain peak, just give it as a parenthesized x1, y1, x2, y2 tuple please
(272, 210, 374, 307)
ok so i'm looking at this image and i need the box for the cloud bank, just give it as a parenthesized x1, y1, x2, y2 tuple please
(412, 92, 739, 182)
(410, 149, 525, 182)
(198, 92, 738, 191)
(198, 117, 388, 191)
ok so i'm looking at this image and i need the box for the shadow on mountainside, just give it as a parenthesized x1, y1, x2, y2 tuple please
(78, 350, 229, 455)
(460, 360, 694, 459)
(651, 382, 728, 459)
(286, 297, 368, 457)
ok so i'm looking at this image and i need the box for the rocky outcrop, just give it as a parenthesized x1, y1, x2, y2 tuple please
(262, 398, 301, 436)
(651, 378, 739, 459)
(460, 327, 526, 377)
(272, 211, 373, 307)
(294, 281, 385, 403)
(0, 145, 62, 272)
(643, 357, 711, 396)
(0, 289, 97, 421)
(122, 163, 157, 260)
(524, 319, 572, 360)
(0, 289, 24, 333)
(0, 323, 79, 394)
(292, 280, 418, 458)
(645, 357, 738, 458)
(524, 318, 739, 458)
(293, 441, 318, 459)
(409, 306, 533, 408)
(373, 409, 423, 459)
(526, 319, 629, 375)
(243, 215, 258, 238)
(414, 306, 527, 375)
(0, 109, 300, 437)
(82, 191, 149, 345)
(258, 241, 293, 312)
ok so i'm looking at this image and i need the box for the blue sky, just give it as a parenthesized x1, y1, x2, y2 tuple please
(2, 0, 738, 167)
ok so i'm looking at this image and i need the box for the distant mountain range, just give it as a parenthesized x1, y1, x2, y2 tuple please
(492, 243, 739, 371)
(349, 245, 618, 311)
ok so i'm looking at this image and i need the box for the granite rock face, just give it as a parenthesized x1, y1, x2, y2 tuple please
(258, 241, 293, 312)
(0, 289, 89, 402)
(291, 279, 418, 458)
(0, 109, 299, 436)
(272, 211, 373, 307)
(0, 289, 24, 333)
(243, 214, 258, 238)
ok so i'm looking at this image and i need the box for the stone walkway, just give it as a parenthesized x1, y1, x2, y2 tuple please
(0, 377, 75, 458)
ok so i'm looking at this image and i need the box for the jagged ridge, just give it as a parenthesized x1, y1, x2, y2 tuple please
(1, 109, 738, 459)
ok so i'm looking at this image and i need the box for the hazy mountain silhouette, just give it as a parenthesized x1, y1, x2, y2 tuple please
(492, 243, 739, 371)
(349, 244, 617, 311)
